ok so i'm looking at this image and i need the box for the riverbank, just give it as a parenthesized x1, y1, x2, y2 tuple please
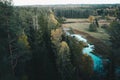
(72, 29, 111, 58)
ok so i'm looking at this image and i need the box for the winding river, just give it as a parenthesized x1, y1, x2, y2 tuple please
(64, 28, 104, 72)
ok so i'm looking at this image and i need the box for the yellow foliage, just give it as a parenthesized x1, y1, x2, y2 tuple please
(49, 14, 58, 25)
(48, 11, 59, 28)
(56, 41, 70, 72)
(60, 41, 69, 51)
(88, 16, 95, 23)
(51, 28, 63, 45)
(59, 41, 70, 57)
(18, 32, 29, 48)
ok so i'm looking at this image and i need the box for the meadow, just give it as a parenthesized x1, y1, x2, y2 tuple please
(63, 18, 110, 44)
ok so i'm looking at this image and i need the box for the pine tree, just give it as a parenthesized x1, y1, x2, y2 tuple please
(0, 1, 31, 79)
(27, 11, 58, 80)
(107, 8, 120, 80)
(0, 1, 16, 79)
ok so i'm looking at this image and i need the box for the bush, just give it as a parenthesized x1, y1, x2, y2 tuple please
(105, 16, 111, 20)
(57, 17, 66, 23)
(101, 24, 109, 29)
(89, 23, 97, 32)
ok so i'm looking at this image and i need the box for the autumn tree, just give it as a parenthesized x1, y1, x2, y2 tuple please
(88, 16, 95, 23)
(88, 16, 98, 32)
(48, 10, 59, 29)
(57, 41, 73, 80)
(80, 54, 93, 80)
(51, 28, 74, 80)
(66, 36, 84, 80)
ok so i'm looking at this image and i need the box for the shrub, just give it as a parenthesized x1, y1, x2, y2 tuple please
(101, 24, 109, 29)
(89, 23, 97, 32)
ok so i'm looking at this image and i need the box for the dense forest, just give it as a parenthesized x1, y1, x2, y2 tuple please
(53, 4, 119, 18)
(0, 0, 120, 80)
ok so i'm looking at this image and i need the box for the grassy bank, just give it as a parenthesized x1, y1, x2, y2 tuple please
(62, 18, 111, 57)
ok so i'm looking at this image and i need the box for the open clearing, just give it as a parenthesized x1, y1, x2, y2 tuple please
(63, 18, 110, 44)
(62, 18, 111, 56)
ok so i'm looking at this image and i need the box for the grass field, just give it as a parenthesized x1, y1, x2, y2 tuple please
(63, 18, 110, 43)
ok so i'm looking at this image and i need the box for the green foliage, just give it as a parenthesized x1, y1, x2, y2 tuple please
(0, 3, 111, 80)
(109, 21, 120, 49)
(66, 37, 84, 67)
(89, 23, 97, 32)
(105, 15, 111, 20)
(21, 75, 28, 80)
(65, 34, 94, 80)
(0, 1, 30, 79)
(57, 17, 66, 23)
(54, 8, 96, 18)
(0, 1, 15, 79)
(101, 24, 109, 29)
(95, 18, 99, 28)
(116, 7, 120, 20)
(26, 10, 59, 80)
(107, 20, 120, 80)
(51, 29, 74, 80)
(57, 41, 73, 80)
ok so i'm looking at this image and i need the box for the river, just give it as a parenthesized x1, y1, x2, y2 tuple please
(63, 28, 104, 73)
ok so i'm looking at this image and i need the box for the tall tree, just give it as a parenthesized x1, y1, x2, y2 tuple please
(27, 11, 58, 80)
(116, 7, 120, 20)
(107, 8, 120, 79)
(0, 1, 31, 79)
(66, 37, 84, 80)
(0, 1, 16, 79)
(107, 21, 120, 80)
(57, 41, 73, 80)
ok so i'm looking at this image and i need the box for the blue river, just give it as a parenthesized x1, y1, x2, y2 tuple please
(64, 28, 104, 72)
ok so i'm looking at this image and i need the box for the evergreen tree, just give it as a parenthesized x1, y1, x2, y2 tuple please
(27, 11, 58, 80)
(107, 21, 120, 80)
(116, 7, 120, 20)
(57, 41, 73, 80)
(0, 1, 16, 79)
(0, 1, 31, 79)
(107, 7, 120, 79)
(66, 37, 84, 80)
(89, 23, 97, 32)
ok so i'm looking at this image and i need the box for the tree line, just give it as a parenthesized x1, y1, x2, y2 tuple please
(54, 7, 97, 18)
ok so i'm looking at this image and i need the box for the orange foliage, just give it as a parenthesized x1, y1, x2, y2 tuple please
(88, 16, 95, 23)
(51, 28, 63, 45)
